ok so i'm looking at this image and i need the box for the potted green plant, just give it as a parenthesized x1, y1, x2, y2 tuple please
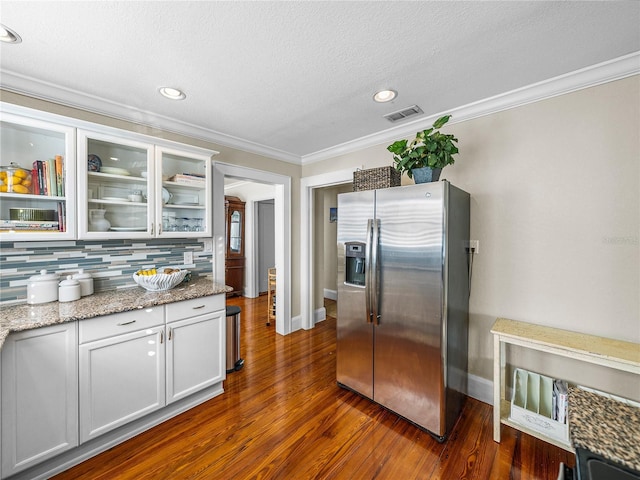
(387, 114, 459, 183)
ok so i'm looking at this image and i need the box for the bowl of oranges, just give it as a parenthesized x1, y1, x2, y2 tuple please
(0, 163, 32, 194)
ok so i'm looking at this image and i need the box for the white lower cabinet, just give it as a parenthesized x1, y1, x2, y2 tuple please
(79, 325, 166, 443)
(0, 295, 225, 478)
(1, 322, 78, 478)
(78, 296, 225, 443)
(167, 309, 225, 403)
(78, 307, 165, 443)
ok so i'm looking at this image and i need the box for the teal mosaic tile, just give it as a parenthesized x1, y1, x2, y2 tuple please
(0, 239, 212, 304)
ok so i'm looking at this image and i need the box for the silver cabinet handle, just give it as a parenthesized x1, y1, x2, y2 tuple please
(150, 223, 154, 235)
(192, 305, 206, 310)
(160, 330, 164, 344)
(168, 327, 172, 341)
(117, 320, 136, 326)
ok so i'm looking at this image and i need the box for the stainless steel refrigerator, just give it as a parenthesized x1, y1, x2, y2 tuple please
(336, 180, 470, 440)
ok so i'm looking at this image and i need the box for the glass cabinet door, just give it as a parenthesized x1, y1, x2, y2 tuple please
(77, 130, 153, 238)
(156, 147, 211, 238)
(0, 110, 76, 240)
(229, 210, 242, 253)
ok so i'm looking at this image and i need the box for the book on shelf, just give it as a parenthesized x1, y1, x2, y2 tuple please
(55, 155, 64, 196)
(167, 173, 206, 186)
(31, 156, 64, 196)
(33, 160, 45, 195)
(0, 219, 60, 230)
(57, 201, 66, 232)
(31, 166, 39, 195)
(47, 159, 56, 197)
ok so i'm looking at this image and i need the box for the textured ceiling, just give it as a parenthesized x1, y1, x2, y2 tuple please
(1, 1, 639, 163)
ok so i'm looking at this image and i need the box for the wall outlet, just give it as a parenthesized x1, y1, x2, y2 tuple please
(184, 251, 193, 265)
(203, 238, 213, 252)
(466, 240, 480, 254)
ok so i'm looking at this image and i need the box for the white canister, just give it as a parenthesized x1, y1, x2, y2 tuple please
(58, 276, 81, 303)
(72, 269, 94, 296)
(26, 269, 60, 304)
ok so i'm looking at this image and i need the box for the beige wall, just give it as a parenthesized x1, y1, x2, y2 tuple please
(312, 184, 353, 309)
(323, 185, 353, 294)
(302, 76, 640, 399)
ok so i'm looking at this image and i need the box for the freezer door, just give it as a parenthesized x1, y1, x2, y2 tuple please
(374, 182, 446, 434)
(337, 189, 375, 399)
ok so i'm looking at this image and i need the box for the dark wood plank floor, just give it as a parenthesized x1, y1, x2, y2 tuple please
(52, 296, 575, 479)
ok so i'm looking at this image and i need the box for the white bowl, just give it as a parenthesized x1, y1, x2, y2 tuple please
(133, 269, 188, 291)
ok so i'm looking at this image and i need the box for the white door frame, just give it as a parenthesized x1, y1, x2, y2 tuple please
(300, 168, 354, 330)
(213, 162, 292, 336)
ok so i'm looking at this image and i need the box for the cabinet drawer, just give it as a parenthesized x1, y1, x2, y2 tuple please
(79, 307, 164, 344)
(166, 295, 225, 323)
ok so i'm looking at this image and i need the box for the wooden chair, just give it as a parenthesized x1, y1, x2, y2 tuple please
(267, 268, 276, 326)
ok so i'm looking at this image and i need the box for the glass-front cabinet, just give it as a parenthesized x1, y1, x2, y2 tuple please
(77, 130, 154, 238)
(78, 131, 213, 239)
(0, 110, 76, 241)
(155, 146, 211, 237)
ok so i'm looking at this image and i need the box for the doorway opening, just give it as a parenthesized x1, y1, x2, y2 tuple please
(300, 168, 354, 330)
(213, 162, 292, 335)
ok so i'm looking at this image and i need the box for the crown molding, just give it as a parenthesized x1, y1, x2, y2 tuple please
(1, 51, 638, 167)
(301, 51, 640, 165)
(0, 70, 301, 165)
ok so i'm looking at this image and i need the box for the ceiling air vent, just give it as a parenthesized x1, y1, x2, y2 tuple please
(383, 105, 424, 123)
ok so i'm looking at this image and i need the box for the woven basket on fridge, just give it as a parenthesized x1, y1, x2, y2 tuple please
(353, 166, 401, 191)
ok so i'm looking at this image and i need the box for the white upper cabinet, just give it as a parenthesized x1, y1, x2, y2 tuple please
(0, 109, 77, 240)
(77, 130, 155, 238)
(2, 104, 216, 241)
(155, 146, 212, 238)
(77, 131, 215, 239)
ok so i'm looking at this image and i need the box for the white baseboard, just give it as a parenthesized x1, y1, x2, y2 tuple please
(466, 373, 493, 405)
(314, 307, 326, 324)
(291, 314, 302, 332)
(323, 289, 337, 301)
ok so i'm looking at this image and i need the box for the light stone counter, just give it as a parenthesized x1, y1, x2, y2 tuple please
(0, 276, 231, 349)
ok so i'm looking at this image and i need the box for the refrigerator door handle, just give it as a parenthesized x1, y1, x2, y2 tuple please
(365, 219, 374, 323)
(371, 218, 381, 324)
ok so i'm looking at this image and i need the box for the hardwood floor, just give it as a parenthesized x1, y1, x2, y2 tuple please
(52, 296, 575, 479)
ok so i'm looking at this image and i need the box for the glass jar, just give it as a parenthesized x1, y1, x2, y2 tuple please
(0, 162, 33, 194)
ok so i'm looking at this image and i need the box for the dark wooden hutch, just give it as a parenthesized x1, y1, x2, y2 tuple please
(225, 196, 245, 297)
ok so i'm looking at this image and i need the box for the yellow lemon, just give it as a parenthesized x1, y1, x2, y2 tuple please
(12, 184, 30, 194)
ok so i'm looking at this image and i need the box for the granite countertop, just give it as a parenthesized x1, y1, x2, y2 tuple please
(569, 386, 640, 472)
(0, 276, 231, 349)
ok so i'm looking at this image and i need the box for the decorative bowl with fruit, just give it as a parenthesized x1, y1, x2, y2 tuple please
(133, 267, 188, 291)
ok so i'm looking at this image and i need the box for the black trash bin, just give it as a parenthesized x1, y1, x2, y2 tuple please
(225, 306, 244, 373)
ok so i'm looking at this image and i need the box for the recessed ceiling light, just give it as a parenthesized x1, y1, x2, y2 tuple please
(373, 89, 397, 103)
(0, 24, 22, 44)
(159, 87, 186, 100)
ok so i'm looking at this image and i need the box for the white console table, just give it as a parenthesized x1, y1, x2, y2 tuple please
(491, 317, 640, 451)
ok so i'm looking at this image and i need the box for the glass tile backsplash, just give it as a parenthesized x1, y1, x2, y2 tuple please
(0, 238, 213, 304)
